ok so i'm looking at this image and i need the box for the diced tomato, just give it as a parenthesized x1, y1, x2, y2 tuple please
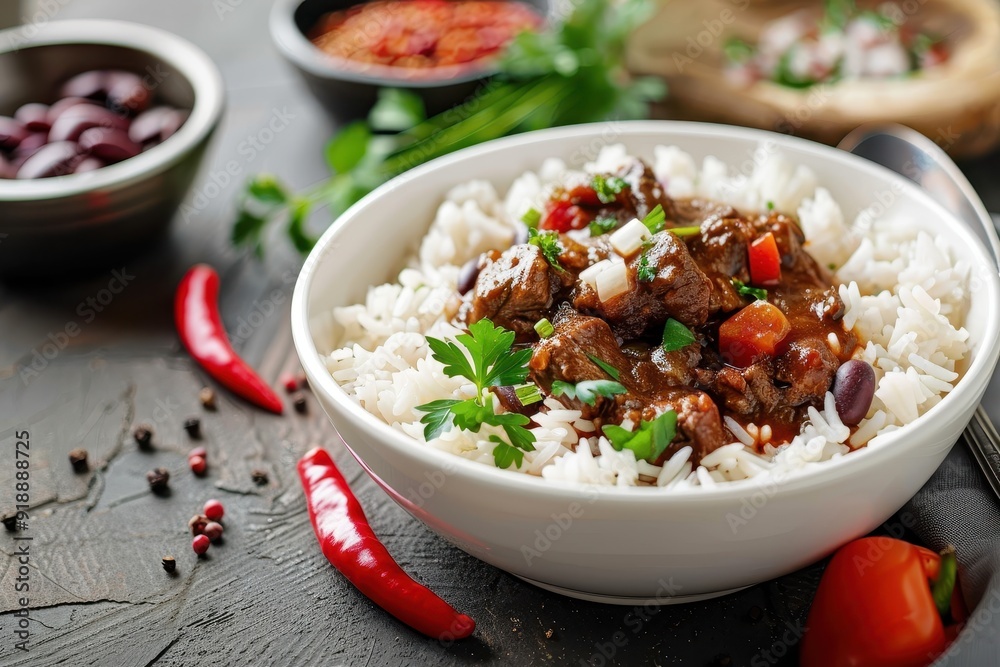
(748, 232, 781, 286)
(541, 199, 586, 232)
(564, 184, 602, 207)
(718, 300, 791, 368)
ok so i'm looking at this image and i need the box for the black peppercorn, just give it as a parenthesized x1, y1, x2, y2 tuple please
(162, 556, 177, 573)
(68, 448, 89, 473)
(133, 423, 153, 449)
(251, 469, 269, 486)
(292, 392, 307, 414)
(183, 417, 201, 439)
(146, 467, 170, 493)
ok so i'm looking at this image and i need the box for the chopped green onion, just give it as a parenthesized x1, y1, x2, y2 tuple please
(661, 318, 696, 352)
(592, 174, 628, 204)
(534, 318, 555, 338)
(732, 278, 767, 301)
(587, 354, 621, 381)
(521, 208, 542, 228)
(669, 225, 701, 237)
(641, 204, 666, 234)
(588, 216, 618, 236)
(514, 384, 543, 406)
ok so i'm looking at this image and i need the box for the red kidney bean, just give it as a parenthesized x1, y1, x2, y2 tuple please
(49, 105, 128, 143)
(60, 70, 108, 100)
(46, 97, 98, 125)
(0, 153, 14, 179)
(832, 359, 876, 426)
(0, 117, 27, 150)
(106, 72, 151, 113)
(73, 156, 106, 173)
(14, 103, 51, 132)
(457, 256, 482, 295)
(78, 127, 141, 163)
(14, 132, 48, 160)
(129, 106, 187, 144)
(16, 141, 80, 179)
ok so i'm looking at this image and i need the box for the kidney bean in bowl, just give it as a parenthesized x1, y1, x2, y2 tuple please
(0, 69, 189, 180)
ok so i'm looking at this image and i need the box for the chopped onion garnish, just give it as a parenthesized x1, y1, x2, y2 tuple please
(579, 259, 613, 290)
(534, 318, 554, 338)
(596, 261, 630, 302)
(609, 218, 651, 257)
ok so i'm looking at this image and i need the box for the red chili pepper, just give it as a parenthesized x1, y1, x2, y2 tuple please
(297, 447, 476, 641)
(175, 265, 283, 414)
(801, 537, 962, 667)
(748, 231, 782, 286)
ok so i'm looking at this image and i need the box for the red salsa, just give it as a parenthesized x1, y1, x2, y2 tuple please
(309, 0, 542, 73)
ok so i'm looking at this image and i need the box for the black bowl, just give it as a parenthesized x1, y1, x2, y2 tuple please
(270, 0, 551, 122)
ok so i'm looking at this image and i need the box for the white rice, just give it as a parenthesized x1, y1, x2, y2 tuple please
(322, 144, 971, 490)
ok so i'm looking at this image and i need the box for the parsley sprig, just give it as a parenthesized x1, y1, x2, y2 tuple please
(415, 319, 538, 469)
(602, 410, 678, 463)
(551, 380, 627, 406)
(636, 246, 655, 283)
(588, 216, 618, 237)
(592, 174, 628, 204)
(528, 227, 565, 272)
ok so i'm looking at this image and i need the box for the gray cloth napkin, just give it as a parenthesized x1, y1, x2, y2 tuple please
(902, 444, 1000, 665)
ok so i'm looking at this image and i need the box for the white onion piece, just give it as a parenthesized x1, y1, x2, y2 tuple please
(609, 218, 650, 257)
(579, 259, 613, 290)
(597, 261, 630, 302)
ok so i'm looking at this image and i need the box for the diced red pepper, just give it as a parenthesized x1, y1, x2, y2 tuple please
(565, 184, 602, 207)
(748, 232, 781, 286)
(718, 300, 791, 368)
(541, 199, 586, 232)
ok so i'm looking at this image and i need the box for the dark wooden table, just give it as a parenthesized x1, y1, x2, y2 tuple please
(3, 2, 1000, 665)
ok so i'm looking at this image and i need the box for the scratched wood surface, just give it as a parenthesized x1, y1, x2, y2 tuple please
(3, 1, 1000, 666)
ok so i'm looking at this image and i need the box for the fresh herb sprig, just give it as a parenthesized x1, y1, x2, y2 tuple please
(732, 278, 767, 301)
(528, 227, 565, 272)
(232, 0, 665, 256)
(415, 319, 538, 469)
(602, 410, 678, 463)
(661, 318, 696, 352)
(592, 174, 628, 204)
(551, 379, 627, 406)
(588, 216, 618, 236)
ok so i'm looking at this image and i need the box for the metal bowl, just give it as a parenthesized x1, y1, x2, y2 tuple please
(0, 20, 225, 278)
(270, 0, 550, 121)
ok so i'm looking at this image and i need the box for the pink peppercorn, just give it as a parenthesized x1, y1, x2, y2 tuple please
(281, 373, 298, 393)
(189, 455, 207, 476)
(192, 534, 210, 555)
(203, 521, 224, 542)
(204, 499, 224, 522)
(189, 446, 207, 460)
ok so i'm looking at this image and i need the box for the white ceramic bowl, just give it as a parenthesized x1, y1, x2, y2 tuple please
(291, 122, 1000, 603)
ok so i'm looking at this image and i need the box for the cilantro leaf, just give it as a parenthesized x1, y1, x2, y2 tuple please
(551, 379, 627, 406)
(641, 204, 666, 234)
(488, 412, 537, 452)
(491, 438, 524, 469)
(426, 337, 477, 385)
(589, 216, 618, 236)
(592, 174, 628, 204)
(661, 318, 696, 352)
(587, 354, 621, 381)
(732, 278, 768, 301)
(602, 410, 678, 462)
(414, 399, 462, 440)
(528, 227, 565, 272)
(637, 250, 655, 283)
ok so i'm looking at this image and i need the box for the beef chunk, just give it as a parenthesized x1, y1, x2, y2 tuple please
(685, 215, 754, 313)
(775, 337, 840, 406)
(616, 388, 726, 463)
(573, 231, 713, 338)
(468, 245, 559, 340)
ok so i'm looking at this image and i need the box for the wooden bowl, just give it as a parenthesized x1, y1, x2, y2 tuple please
(627, 0, 1000, 158)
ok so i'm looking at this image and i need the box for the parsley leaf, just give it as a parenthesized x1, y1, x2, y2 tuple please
(551, 379, 627, 406)
(732, 278, 768, 301)
(528, 227, 565, 272)
(661, 318, 696, 352)
(592, 174, 628, 204)
(641, 204, 666, 234)
(587, 354, 621, 381)
(588, 216, 618, 236)
(637, 249, 655, 283)
(602, 410, 678, 463)
(416, 319, 538, 468)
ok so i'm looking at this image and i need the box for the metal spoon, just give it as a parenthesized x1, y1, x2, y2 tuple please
(838, 124, 1000, 499)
